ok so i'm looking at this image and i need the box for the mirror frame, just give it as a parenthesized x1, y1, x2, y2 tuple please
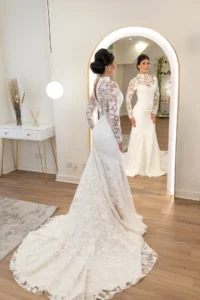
(88, 27, 179, 198)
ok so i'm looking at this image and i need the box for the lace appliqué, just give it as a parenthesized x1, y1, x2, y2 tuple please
(86, 93, 97, 130)
(125, 77, 137, 118)
(86, 79, 122, 143)
(107, 81, 122, 143)
(94, 241, 157, 300)
(10, 232, 157, 300)
(152, 77, 159, 115)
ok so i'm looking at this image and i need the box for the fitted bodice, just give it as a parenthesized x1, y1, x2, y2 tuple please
(96, 77, 123, 119)
(86, 76, 123, 143)
(126, 73, 159, 117)
(136, 80, 157, 110)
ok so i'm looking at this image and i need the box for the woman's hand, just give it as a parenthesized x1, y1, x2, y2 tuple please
(151, 113, 156, 124)
(118, 141, 123, 152)
(130, 117, 136, 128)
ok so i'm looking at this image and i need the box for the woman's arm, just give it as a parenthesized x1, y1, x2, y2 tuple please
(86, 93, 97, 129)
(126, 78, 137, 118)
(152, 76, 159, 115)
(126, 78, 137, 127)
(108, 81, 122, 144)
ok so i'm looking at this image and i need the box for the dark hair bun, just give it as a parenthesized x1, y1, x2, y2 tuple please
(90, 48, 115, 75)
(137, 54, 150, 70)
(90, 61, 105, 75)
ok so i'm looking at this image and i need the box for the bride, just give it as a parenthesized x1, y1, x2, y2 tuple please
(10, 49, 157, 300)
(124, 54, 168, 177)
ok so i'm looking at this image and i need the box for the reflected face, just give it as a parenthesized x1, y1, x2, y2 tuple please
(138, 59, 150, 73)
(108, 60, 116, 76)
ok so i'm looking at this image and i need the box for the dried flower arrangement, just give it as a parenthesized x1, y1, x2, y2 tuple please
(9, 78, 25, 126)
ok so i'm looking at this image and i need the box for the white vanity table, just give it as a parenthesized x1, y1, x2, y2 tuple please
(0, 123, 58, 183)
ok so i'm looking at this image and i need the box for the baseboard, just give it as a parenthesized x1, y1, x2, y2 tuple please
(175, 190, 200, 201)
(18, 165, 57, 175)
(56, 174, 80, 184)
(2, 164, 57, 175)
(3, 165, 199, 201)
(3, 165, 15, 174)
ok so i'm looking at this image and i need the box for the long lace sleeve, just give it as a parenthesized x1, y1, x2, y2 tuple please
(86, 93, 97, 129)
(152, 76, 159, 115)
(125, 78, 137, 118)
(108, 82, 122, 143)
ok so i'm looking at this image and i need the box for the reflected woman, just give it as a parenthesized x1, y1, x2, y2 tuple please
(124, 54, 168, 177)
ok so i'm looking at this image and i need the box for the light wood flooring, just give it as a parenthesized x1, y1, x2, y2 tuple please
(0, 117, 200, 300)
(121, 115, 169, 151)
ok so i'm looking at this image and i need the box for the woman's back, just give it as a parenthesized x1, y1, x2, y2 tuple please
(86, 76, 123, 143)
(95, 77, 123, 119)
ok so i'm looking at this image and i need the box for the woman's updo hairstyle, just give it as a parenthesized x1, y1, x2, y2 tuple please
(136, 54, 150, 70)
(90, 48, 115, 75)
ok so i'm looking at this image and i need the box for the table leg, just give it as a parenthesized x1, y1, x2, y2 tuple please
(16, 140, 19, 169)
(1, 139, 4, 176)
(37, 142, 47, 183)
(12, 140, 19, 170)
(43, 140, 48, 183)
(12, 140, 16, 169)
(50, 137, 58, 171)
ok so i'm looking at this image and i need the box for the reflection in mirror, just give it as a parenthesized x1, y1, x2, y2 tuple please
(108, 37, 170, 191)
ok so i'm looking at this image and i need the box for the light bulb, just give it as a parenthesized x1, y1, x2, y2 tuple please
(135, 41, 148, 51)
(46, 81, 63, 99)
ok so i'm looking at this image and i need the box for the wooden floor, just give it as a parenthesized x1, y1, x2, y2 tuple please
(0, 171, 200, 300)
(121, 115, 169, 151)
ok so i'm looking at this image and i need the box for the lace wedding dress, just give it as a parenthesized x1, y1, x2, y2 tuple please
(124, 73, 168, 177)
(10, 76, 157, 300)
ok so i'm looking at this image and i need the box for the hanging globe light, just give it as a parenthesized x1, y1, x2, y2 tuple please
(46, 81, 63, 99)
(46, 0, 63, 100)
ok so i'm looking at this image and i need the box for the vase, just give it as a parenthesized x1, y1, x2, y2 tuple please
(15, 107, 22, 126)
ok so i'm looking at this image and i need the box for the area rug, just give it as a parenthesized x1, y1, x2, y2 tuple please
(0, 197, 57, 261)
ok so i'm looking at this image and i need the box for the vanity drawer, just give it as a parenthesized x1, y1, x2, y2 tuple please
(0, 128, 18, 139)
(18, 130, 40, 141)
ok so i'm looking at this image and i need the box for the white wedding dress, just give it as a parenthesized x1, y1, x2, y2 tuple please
(10, 76, 157, 300)
(124, 73, 168, 177)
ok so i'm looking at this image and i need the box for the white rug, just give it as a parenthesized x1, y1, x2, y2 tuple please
(0, 197, 57, 261)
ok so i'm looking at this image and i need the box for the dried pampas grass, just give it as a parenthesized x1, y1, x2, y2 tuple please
(9, 78, 25, 126)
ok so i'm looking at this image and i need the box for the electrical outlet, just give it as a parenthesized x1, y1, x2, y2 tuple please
(67, 162, 72, 168)
(67, 162, 77, 169)
(35, 153, 42, 159)
(72, 163, 76, 169)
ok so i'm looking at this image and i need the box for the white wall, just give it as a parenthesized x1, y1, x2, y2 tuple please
(49, 0, 200, 200)
(0, 36, 13, 173)
(114, 39, 149, 65)
(0, 0, 57, 174)
(0, 40, 9, 125)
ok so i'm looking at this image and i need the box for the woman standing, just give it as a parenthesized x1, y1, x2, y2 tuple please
(124, 54, 168, 177)
(10, 49, 157, 300)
